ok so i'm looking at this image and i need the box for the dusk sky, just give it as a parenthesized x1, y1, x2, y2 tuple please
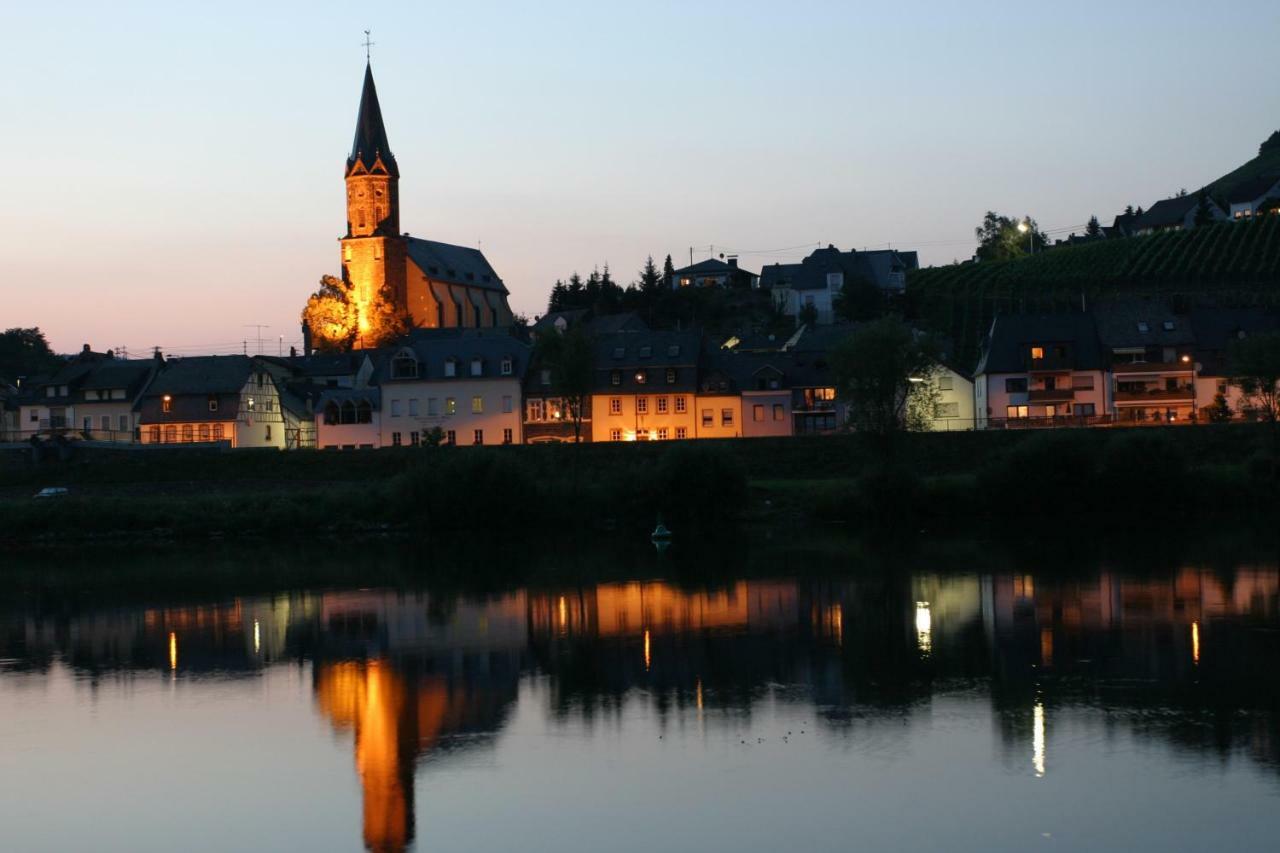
(5, 1, 1279, 355)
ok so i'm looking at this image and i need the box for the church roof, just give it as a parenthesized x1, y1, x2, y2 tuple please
(347, 63, 398, 177)
(405, 237, 507, 293)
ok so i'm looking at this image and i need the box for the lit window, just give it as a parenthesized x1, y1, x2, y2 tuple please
(656, 396, 669, 414)
(675, 426, 687, 439)
(610, 428, 622, 442)
(675, 396, 687, 414)
(472, 396, 484, 414)
(753, 404, 764, 422)
(721, 408, 734, 426)
(636, 397, 648, 414)
(527, 399, 544, 421)
(657, 427, 668, 440)
(609, 397, 622, 415)
(162, 396, 172, 413)
(1030, 347, 1044, 360)
(445, 398, 456, 415)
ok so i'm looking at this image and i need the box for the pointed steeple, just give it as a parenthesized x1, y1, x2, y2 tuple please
(347, 62, 398, 177)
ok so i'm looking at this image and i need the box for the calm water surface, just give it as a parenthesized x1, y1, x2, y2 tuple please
(2, 542, 1279, 852)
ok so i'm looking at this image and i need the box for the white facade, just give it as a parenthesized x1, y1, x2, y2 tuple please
(382, 377, 523, 447)
(924, 367, 976, 431)
(975, 369, 1108, 428)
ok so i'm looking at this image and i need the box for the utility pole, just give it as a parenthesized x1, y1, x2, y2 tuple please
(244, 324, 269, 356)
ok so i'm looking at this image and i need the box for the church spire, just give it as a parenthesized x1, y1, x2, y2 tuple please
(347, 62, 398, 178)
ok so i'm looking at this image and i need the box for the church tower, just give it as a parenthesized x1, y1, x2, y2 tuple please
(341, 62, 406, 339)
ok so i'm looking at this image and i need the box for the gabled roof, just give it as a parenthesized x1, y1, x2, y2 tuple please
(1135, 194, 1200, 229)
(347, 62, 398, 177)
(672, 258, 759, 278)
(79, 359, 154, 393)
(1225, 174, 1280, 204)
(1092, 299, 1194, 348)
(976, 313, 1105, 375)
(145, 355, 254, 397)
(404, 237, 506, 293)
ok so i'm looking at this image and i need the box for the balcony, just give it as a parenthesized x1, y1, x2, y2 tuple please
(1113, 387, 1195, 404)
(1111, 361, 1195, 376)
(1027, 388, 1075, 403)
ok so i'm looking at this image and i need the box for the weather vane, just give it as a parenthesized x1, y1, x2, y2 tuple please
(363, 30, 374, 61)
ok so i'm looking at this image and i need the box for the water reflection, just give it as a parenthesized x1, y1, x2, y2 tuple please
(3, 559, 1280, 851)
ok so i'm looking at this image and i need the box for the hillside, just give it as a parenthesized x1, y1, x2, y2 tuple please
(1207, 133, 1280, 198)
(908, 216, 1280, 368)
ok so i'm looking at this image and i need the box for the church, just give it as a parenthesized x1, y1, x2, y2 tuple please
(341, 61, 513, 336)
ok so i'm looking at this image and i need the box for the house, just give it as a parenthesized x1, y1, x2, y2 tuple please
(17, 345, 110, 438)
(590, 329, 701, 442)
(0, 382, 18, 441)
(1188, 307, 1280, 419)
(16, 347, 157, 442)
(374, 328, 529, 447)
(670, 257, 759, 290)
(138, 355, 265, 447)
(1094, 301, 1197, 424)
(694, 359, 743, 439)
(925, 361, 976, 431)
(718, 352, 793, 438)
(522, 352, 591, 444)
(317, 387, 381, 449)
(974, 313, 1108, 428)
(761, 245, 916, 325)
(1133, 193, 1226, 234)
(1224, 175, 1280, 220)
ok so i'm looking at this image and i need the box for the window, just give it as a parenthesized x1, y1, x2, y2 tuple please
(164, 425, 176, 443)
(608, 346, 624, 360)
(773, 404, 784, 421)
(611, 370, 622, 386)
(445, 398, 456, 415)
(83, 416, 91, 432)
(444, 359, 457, 378)
(826, 272, 843, 288)
(610, 429, 623, 441)
(1163, 320, 1175, 331)
(198, 424, 210, 442)
(149, 425, 160, 443)
(675, 426, 687, 439)
(675, 396, 687, 414)
(702, 409, 714, 428)
(100, 415, 110, 432)
(657, 427, 668, 440)
(610, 397, 622, 415)
(162, 397, 172, 413)
(473, 429, 483, 445)
(1006, 405, 1029, 419)
(212, 424, 224, 441)
(753, 404, 764, 422)
(471, 358, 483, 377)
(667, 345, 680, 357)
(635, 370, 648, 385)
(446, 430, 456, 445)
(639, 346, 652, 359)
(46, 387, 55, 398)
(391, 399, 402, 417)
(392, 432, 402, 446)
(1045, 405, 1058, 418)
(427, 398, 439, 416)
(656, 396, 669, 414)
(721, 408, 734, 427)
(502, 395, 513, 414)
(29, 410, 37, 423)
(1005, 378, 1028, 393)
(527, 399, 544, 421)
(1030, 347, 1044, 360)
(1072, 375, 1095, 390)
(666, 368, 677, 384)
(501, 357, 513, 376)
(182, 424, 194, 442)
(936, 402, 960, 418)
(636, 397, 648, 414)
(472, 396, 484, 414)
(937, 375, 953, 391)
(540, 369, 551, 386)
(503, 428, 513, 444)
(408, 399, 419, 416)
(1137, 322, 1150, 333)
(264, 425, 272, 440)
(636, 429, 649, 441)
(410, 431, 420, 447)
(391, 352, 418, 379)
(118, 414, 129, 433)
(1073, 403, 1096, 417)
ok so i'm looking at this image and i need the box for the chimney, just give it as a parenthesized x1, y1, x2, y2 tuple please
(153, 347, 164, 365)
(727, 256, 739, 270)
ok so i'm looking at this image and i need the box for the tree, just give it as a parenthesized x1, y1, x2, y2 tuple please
(974, 211, 1047, 261)
(1204, 392, 1233, 423)
(300, 275, 359, 353)
(1086, 215, 1102, 238)
(833, 275, 884, 322)
(829, 317, 940, 436)
(0, 327, 60, 384)
(638, 256, 663, 298)
(535, 324, 595, 443)
(1193, 189, 1215, 227)
(1230, 331, 1280, 428)
(362, 284, 411, 348)
(1260, 130, 1280, 156)
(1124, 205, 1135, 216)
(663, 255, 676, 288)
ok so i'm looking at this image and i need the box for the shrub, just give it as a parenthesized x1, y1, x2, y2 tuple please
(979, 431, 1098, 516)
(388, 451, 540, 532)
(647, 443, 748, 529)
(1095, 430, 1190, 505)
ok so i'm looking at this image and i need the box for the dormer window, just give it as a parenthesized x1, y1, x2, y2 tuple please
(612, 347, 625, 360)
(667, 345, 680, 357)
(639, 346, 652, 359)
(391, 349, 419, 379)
(1137, 322, 1150, 332)
(666, 368, 677, 384)
(1163, 320, 1175, 331)
(611, 370, 622, 386)
(500, 357, 513, 376)
(470, 358, 483, 377)
(1030, 346, 1044, 360)
(208, 395, 219, 413)
(540, 369, 551, 386)
(444, 358, 457, 378)
(826, 272, 844, 288)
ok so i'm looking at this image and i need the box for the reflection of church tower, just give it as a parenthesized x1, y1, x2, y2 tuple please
(341, 62, 407, 338)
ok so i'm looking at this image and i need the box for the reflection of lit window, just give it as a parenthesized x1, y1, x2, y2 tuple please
(1033, 700, 1046, 778)
(644, 629, 651, 670)
(1192, 621, 1200, 665)
(915, 601, 932, 655)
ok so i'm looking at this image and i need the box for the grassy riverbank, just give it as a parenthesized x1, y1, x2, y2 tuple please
(1, 424, 1277, 545)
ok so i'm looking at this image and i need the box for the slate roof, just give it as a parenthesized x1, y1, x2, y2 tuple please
(672, 258, 760, 278)
(404, 237, 507, 293)
(347, 62, 398, 177)
(711, 351, 793, 394)
(1225, 174, 1280, 204)
(975, 313, 1105, 375)
(1092, 299, 1195, 349)
(592, 329, 700, 393)
(145, 356, 254, 397)
(1189, 307, 1280, 376)
(374, 328, 530, 384)
(759, 245, 912, 292)
(79, 359, 154, 392)
(532, 309, 589, 335)
(1135, 195, 1199, 229)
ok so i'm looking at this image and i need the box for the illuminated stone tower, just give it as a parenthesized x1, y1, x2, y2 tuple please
(341, 62, 406, 338)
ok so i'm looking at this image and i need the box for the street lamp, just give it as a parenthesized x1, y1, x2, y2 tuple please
(1017, 220, 1034, 255)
